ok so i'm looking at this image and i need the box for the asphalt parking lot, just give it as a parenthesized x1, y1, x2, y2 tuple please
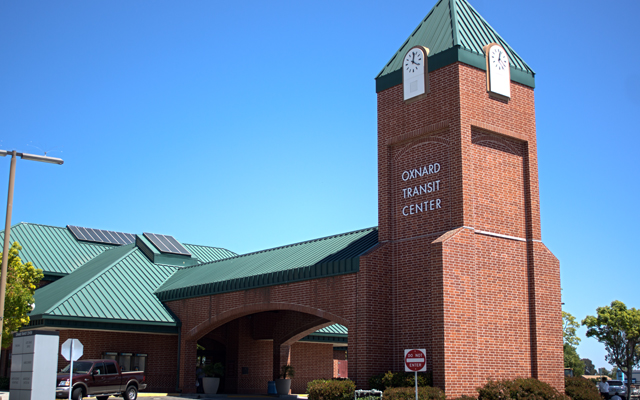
(137, 394, 305, 400)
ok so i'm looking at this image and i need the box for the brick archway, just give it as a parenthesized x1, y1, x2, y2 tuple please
(166, 286, 358, 394)
(185, 302, 350, 342)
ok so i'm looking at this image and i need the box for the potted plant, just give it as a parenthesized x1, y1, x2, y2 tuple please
(202, 362, 224, 394)
(275, 364, 295, 395)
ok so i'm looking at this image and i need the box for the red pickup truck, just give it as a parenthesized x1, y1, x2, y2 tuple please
(56, 359, 146, 400)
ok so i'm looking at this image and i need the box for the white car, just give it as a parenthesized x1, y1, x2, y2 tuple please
(608, 381, 627, 399)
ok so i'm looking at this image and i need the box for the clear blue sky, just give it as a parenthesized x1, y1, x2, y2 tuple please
(1, 0, 638, 373)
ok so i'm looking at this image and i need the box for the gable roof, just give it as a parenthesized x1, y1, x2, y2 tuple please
(0, 223, 236, 278)
(375, 0, 534, 92)
(9, 223, 235, 334)
(155, 227, 379, 302)
(29, 244, 181, 333)
(0, 223, 115, 277)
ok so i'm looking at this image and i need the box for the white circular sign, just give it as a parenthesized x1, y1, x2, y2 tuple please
(61, 338, 83, 361)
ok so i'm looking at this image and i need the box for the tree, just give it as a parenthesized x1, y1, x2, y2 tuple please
(598, 367, 611, 377)
(564, 311, 582, 347)
(583, 300, 640, 397)
(610, 366, 619, 380)
(563, 311, 584, 375)
(565, 343, 586, 376)
(0, 242, 43, 348)
(582, 358, 596, 375)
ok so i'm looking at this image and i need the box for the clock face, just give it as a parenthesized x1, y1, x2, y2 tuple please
(489, 46, 508, 72)
(404, 48, 424, 74)
(403, 46, 429, 101)
(486, 44, 511, 98)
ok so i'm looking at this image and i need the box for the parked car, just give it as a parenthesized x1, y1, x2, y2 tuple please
(608, 380, 627, 399)
(630, 387, 639, 399)
(56, 359, 146, 400)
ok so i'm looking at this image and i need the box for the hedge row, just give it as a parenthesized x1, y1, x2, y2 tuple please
(384, 386, 445, 400)
(308, 374, 595, 400)
(564, 376, 601, 400)
(307, 379, 356, 400)
(477, 378, 567, 400)
(369, 371, 433, 390)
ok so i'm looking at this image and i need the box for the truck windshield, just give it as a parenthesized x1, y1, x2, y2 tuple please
(60, 362, 93, 374)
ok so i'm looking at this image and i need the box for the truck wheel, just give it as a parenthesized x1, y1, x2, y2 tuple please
(72, 387, 84, 400)
(124, 385, 138, 400)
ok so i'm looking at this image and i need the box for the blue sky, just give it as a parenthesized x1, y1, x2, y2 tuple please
(1, 0, 638, 372)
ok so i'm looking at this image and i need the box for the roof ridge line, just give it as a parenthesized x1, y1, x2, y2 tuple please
(375, 0, 443, 78)
(45, 245, 137, 314)
(182, 242, 236, 252)
(176, 226, 379, 271)
(450, 0, 460, 46)
(458, 0, 533, 73)
(4, 222, 67, 232)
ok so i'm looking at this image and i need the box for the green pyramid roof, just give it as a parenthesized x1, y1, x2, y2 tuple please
(375, 0, 535, 92)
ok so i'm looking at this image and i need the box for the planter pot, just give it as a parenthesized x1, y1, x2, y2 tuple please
(202, 377, 221, 394)
(275, 378, 292, 395)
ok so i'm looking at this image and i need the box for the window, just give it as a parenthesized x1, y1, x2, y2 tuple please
(105, 361, 118, 375)
(93, 362, 106, 375)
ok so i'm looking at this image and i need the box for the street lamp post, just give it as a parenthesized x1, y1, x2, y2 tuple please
(0, 149, 63, 343)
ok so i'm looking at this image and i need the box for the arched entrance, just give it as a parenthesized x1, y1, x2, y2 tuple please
(190, 308, 347, 394)
(196, 335, 227, 393)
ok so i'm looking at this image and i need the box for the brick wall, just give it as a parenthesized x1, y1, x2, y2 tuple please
(290, 343, 334, 393)
(57, 329, 178, 393)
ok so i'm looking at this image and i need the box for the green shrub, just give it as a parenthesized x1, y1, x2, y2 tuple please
(307, 379, 356, 400)
(369, 371, 433, 390)
(565, 376, 601, 400)
(383, 386, 446, 400)
(203, 362, 224, 377)
(477, 378, 567, 400)
(451, 396, 478, 400)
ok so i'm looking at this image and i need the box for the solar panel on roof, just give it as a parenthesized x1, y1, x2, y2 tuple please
(67, 225, 136, 246)
(143, 232, 191, 256)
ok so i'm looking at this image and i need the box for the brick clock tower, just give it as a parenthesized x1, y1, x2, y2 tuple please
(367, 0, 564, 396)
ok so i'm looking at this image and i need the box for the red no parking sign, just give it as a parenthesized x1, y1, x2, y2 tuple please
(404, 348, 427, 372)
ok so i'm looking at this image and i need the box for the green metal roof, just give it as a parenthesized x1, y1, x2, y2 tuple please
(23, 225, 237, 333)
(183, 243, 237, 263)
(302, 324, 348, 345)
(0, 223, 236, 278)
(0, 223, 115, 277)
(375, 0, 535, 92)
(30, 244, 180, 331)
(315, 324, 348, 336)
(155, 227, 379, 302)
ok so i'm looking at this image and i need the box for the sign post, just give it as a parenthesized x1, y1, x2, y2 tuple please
(404, 349, 427, 400)
(61, 339, 83, 400)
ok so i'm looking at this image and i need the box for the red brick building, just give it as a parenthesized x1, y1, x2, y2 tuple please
(1, 0, 563, 397)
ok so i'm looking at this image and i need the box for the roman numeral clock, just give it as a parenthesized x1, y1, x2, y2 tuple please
(403, 45, 430, 101)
